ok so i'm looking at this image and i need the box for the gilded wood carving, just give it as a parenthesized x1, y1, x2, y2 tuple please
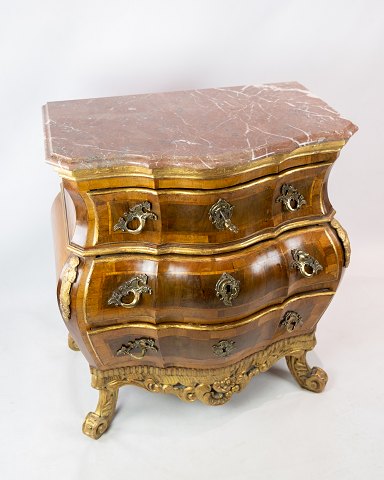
(82, 333, 323, 439)
(59, 256, 79, 322)
(331, 217, 351, 267)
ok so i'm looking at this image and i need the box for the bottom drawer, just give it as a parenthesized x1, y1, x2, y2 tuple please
(87, 290, 334, 369)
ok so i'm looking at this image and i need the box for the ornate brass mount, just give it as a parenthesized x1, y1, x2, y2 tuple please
(331, 218, 351, 267)
(113, 201, 157, 234)
(212, 340, 236, 358)
(291, 249, 323, 277)
(279, 311, 303, 332)
(108, 274, 152, 308)
(215, 272, 240, 306)
(276, 184, 306, 212)
(209, 198, 239, 233)
(116, 337, 158, 359)
(59, 256, 80, 322)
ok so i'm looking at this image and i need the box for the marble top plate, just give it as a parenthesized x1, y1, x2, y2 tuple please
(43, 82, 357, 173)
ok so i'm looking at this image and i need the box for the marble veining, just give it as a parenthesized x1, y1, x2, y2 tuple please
(43, 82, 357, 172)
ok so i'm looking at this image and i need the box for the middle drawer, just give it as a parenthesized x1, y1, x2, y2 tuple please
(82, 224, 343, 329)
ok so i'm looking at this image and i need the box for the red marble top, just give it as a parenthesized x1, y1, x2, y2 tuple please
(43, 82, 357, 172)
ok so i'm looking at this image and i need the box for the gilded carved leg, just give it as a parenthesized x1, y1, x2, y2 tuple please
(82, 386, 119, 439)
(68, 334, 80, 351)
(285, 350, 328, 393)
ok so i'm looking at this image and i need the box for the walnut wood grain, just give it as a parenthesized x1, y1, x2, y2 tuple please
(79, 224, 343, 329)
(51, 193, 69, 279)
(52, 194, 346, 368)
(87, 291, 334, 369)
(62, 161, 334, 255)
(51, 195, 95, 362)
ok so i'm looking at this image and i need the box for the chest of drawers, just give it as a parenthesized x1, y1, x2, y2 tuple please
(44, 82, 357, 439)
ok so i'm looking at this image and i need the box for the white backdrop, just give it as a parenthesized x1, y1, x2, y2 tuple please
(1, 1, 383, 479)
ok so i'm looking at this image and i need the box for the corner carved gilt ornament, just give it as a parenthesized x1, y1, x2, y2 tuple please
(59, 256, 80, 322)
(330, 218, 351, 267)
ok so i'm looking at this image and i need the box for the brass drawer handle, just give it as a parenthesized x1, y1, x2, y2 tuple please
(113, 201, 157, 234)
(209, 198, 239, 233)
(116, 337, 158, 359)
(216, 273, 240, 306)
(108, 274, 152, 308)
(279, 311, 303, 332)
(291, 249, 323, 277)
(212, 340, 236, 358)
(276, 184, 306, 212)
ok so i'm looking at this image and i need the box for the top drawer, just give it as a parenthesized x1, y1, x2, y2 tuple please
(64, 162, 333, 255)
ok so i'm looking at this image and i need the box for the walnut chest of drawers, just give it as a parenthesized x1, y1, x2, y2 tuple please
(43, 82, 357, 439)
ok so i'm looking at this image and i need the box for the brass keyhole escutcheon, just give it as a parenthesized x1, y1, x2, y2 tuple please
(209, 198, 239, 233)
(212, 340, 236, 358)
(279, 311, 303, 332)
(215, 272, 240, 306)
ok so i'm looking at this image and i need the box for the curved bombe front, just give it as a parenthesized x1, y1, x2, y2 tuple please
(46, 83, 356, 439)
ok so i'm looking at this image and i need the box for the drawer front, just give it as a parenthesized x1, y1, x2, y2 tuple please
(82, 224, 343, 328)
(65, 162, 333, 253)
(87, 291, 334, 369)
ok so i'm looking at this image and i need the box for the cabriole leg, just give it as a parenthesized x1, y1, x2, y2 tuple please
(286, 350, 328, 393)
(82, 386, 119, 439)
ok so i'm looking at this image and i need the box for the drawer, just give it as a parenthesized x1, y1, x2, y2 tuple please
(81, 224, 343, 329)
(64, 162, 334, 254)
(87, 291, 334, 369)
